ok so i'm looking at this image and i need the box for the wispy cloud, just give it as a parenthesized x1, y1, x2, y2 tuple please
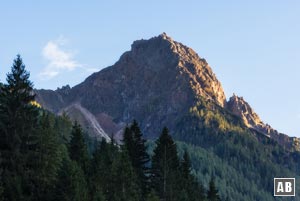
(39, 36, 86, 80)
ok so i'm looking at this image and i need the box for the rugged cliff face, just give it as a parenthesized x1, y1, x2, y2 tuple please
(35, 33, 299, 150)
(36, 33, 227, 139)
(227, 94, 300, 151)
(226, 94, 264, 128)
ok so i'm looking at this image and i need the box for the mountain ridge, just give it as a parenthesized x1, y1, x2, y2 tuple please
(226, 93, 300, 151)
(35, 33, 299, 151)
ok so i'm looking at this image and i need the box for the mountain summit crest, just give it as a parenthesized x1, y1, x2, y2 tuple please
(35, 33, 299, 150)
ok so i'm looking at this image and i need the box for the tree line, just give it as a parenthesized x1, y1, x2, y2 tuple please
(0, 55, 222, 201)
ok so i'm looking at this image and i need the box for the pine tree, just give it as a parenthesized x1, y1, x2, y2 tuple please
(123, 120, 150, 197)
(69, 121, 89, 174)
(151, 127, 180, 201)
(207, 178, 221, 201)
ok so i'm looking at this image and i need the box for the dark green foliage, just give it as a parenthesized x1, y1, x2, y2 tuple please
(69, 121, 89, 174)
(179, 151, 206, 201)
(151, 127, 181, 201)
(3, 55, 298, 201)
(91, 138, 142, 201)
(145, 190, 160, 201)
(181, 151, 191, 178)
(0, 154, 4, 201)
(0, 55, 40, 200)
(207, 178, 221, 201)
(173, 98, 300, 200)
(150, 128, 208, 201)
(123, 120, 150, 197)
(54, 112, 72, 143)
(90, 139, 114, 201)
(54, 158, 88, 201)
(0, 56, 72, 201)
(175, 141, 299, 201)
(91, 190, 105, 201)
(29, 112, 63, 201)
(110, 150, 141, 201)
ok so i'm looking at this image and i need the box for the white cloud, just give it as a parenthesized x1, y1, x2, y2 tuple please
(39, 36, 83, 80)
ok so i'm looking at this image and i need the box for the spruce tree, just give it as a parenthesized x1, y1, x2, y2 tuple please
(123, 126, 134, 154)
(179, 151, 206, 201)
(181, 151, 191, 178)
(69, 121, 89, 174)
(110, 150, 140, 201)
(151, 127, 180, 201)
(90, 139, 112, 201)
(207, 178, 221, 201)
(0, 55, 39, 200)
(123, 120, 150, 197)
(33, 112, 62, 200)
(0, 55, 37, 158)
(0, 154, 3, 201)
(55, 158, 88, 201)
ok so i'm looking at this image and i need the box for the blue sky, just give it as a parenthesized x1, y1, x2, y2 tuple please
(1, 1, 300, 137)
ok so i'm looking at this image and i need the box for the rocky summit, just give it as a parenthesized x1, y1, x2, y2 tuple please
(35, 33, 299, 150)
(36, 33, 226, 137)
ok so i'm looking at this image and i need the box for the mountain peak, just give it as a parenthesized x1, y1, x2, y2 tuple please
(36, 33, 299, 150)
(36, 34, 226, 137)
(125, 33, 226, 107)
(158, 32, 172, 40)
(130, 33, 175, 56)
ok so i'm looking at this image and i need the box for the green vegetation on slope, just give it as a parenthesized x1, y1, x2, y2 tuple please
(0, 55, 218, 201)
(1, 55, 300, 201)
(174, 97, 300, 200)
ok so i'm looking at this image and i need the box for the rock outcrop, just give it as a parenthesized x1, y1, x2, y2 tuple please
(227, 94, 300, 151)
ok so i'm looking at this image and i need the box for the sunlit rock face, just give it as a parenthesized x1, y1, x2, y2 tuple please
(227, 94, 300, 151)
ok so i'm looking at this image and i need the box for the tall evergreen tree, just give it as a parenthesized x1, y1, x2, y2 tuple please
(207, 178, 221, 201)
(123, 120, 150, 197)
(0, 154, 3, 201)
(90, 139, 113, 201)
(54, 112, 73, 144)
(0, 55, 39, 200)
(179, 151, 206, 201)
(181, 151, 191, 178)
(33, 112, 62, 201)
(69, 121, 89, 174)
(110, 150, 140, 201)
(55, 158, 88, 201)
(151, 127, 180, 201)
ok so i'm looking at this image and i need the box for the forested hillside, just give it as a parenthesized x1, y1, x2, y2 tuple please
(0, 56, 222, 201)
(2, 55, 300, 200)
